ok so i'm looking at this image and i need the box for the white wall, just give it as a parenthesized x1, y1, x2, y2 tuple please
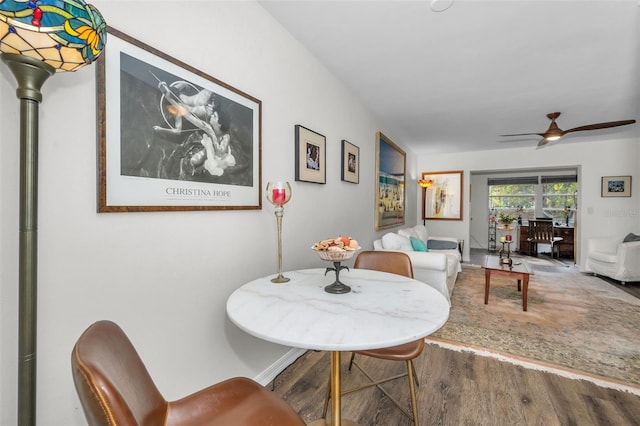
(416, 139, 640, 265)
(0, 2, 417, 424)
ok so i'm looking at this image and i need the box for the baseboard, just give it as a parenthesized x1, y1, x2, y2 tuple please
(253, 347, 307, 386)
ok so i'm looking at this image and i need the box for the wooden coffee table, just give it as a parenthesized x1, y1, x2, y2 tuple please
(482, 255, 534, 311)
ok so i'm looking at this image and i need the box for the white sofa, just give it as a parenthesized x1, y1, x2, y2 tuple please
(584, 233, 640, 284)
(373, 224, 461, 303)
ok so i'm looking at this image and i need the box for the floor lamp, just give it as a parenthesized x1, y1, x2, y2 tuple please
(0, 2, 106, 424)
(418, 178, 433, 225)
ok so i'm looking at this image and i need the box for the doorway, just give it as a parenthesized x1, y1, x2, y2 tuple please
(469, 167, 579, 261)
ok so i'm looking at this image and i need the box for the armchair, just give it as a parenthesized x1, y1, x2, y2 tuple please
(584, 233, 640, 284)
(71, 320, 305, 426)
(323, 251, 422, 425)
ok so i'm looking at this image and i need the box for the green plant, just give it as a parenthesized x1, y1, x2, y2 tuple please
(498, 212, 516, 224)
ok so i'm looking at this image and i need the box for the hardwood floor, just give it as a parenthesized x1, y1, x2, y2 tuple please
(272, 346, 640, 426)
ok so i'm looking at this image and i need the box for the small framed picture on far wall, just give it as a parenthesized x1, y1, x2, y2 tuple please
(341, 140, 359, 184)
(601, 175, 631, 197)
(295, 124, 326, 184)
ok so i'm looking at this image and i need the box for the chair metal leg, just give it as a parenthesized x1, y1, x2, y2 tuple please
(339, 357, 419, 424)
(407, 360, 419, 426)
(321, 375, 331, 418)
(348, 352, 356, 370)
(409, 359, 419, 387)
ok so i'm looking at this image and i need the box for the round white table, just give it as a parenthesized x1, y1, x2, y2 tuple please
(226, 268, 450, 425)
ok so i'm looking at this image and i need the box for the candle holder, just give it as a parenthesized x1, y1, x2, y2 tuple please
(266, 181, 292, 283)
(499, 241, 513, 266)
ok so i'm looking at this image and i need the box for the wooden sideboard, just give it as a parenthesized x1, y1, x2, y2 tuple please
(518, 225, 574, 259)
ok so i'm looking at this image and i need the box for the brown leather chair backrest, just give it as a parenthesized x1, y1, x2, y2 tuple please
(354, 250, 414, 279)
(71, 320, 167, 426)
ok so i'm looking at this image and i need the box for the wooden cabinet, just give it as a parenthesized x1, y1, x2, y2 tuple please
(518, 225, 574, 259)
(555, 226, 574, 258)
(518, 225, 532, 255)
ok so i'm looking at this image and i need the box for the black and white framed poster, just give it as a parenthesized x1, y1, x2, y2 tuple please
(97, 27, 262, 212)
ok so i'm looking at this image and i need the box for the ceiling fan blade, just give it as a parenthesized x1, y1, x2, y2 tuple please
(537, 138, 550, 147)
(562, 119, 636, 135)
(501, 112, 635, 150)
(500, 132, 545, 137)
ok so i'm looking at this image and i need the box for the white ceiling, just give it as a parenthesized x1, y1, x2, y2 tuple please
(259, 0, 640, 154)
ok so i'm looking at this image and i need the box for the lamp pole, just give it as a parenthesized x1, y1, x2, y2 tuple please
(1, 2, 105, 423)
(2, 53, 55, 426)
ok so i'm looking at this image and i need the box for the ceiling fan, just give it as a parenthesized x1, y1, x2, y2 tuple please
(500, 112, 636, 147)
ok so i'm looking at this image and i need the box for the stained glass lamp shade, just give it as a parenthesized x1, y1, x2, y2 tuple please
(0, 0, 106, 72)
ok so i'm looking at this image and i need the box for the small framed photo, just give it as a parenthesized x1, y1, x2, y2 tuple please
(601, 176, 631, 197)
(341, 140, 359, 184)
(295, 125, 326, 184)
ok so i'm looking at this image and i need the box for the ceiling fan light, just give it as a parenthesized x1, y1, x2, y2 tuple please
(545, 135, 561, 141)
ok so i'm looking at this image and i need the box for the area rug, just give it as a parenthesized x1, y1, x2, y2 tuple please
(426, 263, 640, 393)
(520, 254, 569, 268)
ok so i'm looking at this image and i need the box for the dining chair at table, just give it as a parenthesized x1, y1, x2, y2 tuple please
(322, 250, 423, 425)
(71, 320, 305, 426)
(527, 219, 563, 259)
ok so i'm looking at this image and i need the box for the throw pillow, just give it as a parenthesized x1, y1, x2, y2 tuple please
(399, 225, 429, 246)
(427, 239, 459, 250)
(412, 225, 429, 244)
(410, 236, 428, 252)
(623, 233, 640, 243)
(398, 227, 419, 240)
(381, 232, 413, 251)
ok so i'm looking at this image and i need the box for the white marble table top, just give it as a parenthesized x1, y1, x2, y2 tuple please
(226, 268, 450, 351)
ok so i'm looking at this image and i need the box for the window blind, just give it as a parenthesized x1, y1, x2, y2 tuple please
(487, 176, 539, 186)
(541, 175, 577, 183)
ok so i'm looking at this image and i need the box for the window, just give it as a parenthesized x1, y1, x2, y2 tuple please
(542, 175, 578, 225)
(488, 177, 537, 221)
(488, 174, 578, 225)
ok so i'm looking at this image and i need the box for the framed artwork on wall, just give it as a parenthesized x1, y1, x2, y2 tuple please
(375, 132, 406, 230)
(295, 125, 326, 184)
(421, 170, 464, 220)
(601, 175, 632, 197)
(97, 27, 262, 212)
(341, 140, 359, 184)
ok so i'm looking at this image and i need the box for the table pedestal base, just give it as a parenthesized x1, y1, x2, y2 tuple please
(307, 351, 362, 426)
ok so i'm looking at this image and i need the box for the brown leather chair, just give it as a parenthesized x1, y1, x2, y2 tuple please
(527, 219, 563, 259)
(323, 250, 423, 425)
(71, 320, 305, 426)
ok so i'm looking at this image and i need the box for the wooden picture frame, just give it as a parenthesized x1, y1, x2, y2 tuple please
(375, 132, 406, 230)
(341, 140, 359, 184)
(421, 170, 464, 220)
(294, 125, 326, 184)
(601, 175, 632, 197)
(97, 27, 262, 212)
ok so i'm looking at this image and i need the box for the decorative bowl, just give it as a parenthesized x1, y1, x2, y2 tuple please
(312, 246, 360, 262)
